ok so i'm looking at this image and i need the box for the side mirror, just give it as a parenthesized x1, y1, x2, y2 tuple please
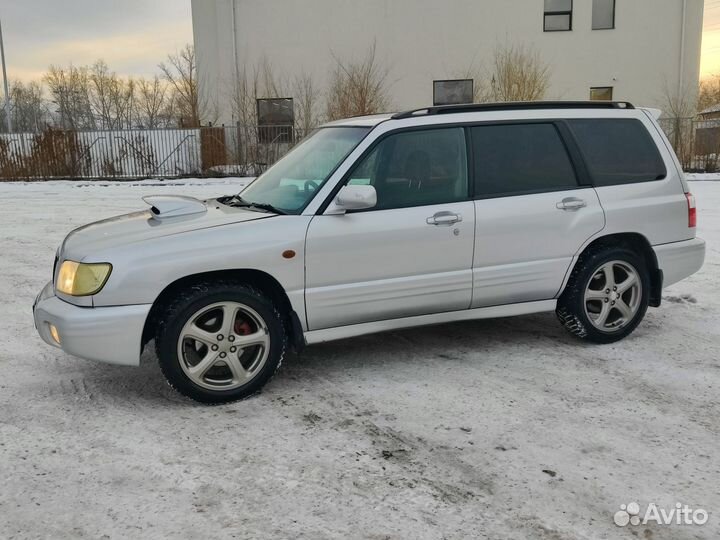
(326, 185, 377, 214)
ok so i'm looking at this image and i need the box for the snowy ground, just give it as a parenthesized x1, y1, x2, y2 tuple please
(0, 177, 718, 539)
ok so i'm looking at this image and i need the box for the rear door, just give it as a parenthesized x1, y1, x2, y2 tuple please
(469, 122, 605, 308)
(305, 127, 475, 330)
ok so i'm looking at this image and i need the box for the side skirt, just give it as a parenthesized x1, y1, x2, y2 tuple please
(304, 299, 557, 345)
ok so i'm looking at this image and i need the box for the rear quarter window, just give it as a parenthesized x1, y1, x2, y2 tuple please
(568, 119, 667, 186)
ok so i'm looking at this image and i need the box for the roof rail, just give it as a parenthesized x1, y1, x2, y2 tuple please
(391, 101, 635, 120)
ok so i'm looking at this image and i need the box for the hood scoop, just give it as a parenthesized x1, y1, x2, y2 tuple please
(142, 195, 207, 220)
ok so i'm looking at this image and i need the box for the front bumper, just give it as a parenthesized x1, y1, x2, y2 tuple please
(653, 237, 706, 288)
(33, 281, 151, 366)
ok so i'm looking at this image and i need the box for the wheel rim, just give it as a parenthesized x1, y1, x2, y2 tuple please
(177, 302, 270, 391)
(583, 260, 642, 333)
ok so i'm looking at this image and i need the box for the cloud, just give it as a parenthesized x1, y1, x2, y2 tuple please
(0, 0, 192, 82)
(29, 21, 192, 78)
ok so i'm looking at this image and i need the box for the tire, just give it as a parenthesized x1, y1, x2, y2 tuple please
(155, 281, 287, 404)
(556, 246, 650, 344)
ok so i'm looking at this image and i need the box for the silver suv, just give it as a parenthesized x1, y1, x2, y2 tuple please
(33, 102, 706, 403)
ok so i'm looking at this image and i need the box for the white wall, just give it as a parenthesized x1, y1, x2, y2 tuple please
(193, 0, 704, 125)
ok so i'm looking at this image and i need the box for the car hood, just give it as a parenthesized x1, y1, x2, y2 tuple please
(60, 197, 274, 261)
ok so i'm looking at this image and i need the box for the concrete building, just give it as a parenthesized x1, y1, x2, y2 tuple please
(192, 0, 704, 126)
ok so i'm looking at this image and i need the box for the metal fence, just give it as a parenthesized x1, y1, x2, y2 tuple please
(1, 118, 718, 180)
(0, 125, 305, 181)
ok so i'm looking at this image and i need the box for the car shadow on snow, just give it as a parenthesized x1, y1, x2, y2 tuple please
(287, 312, 574, 372)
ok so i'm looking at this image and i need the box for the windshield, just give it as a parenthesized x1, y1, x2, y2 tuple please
(237, 126, 371, 214)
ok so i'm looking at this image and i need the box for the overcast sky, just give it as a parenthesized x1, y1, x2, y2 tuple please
(1, 1, 720, 82)
(0, 0, 192, 82)
(703, 0, 720, 76)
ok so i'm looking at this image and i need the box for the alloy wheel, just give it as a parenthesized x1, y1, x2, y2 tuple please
(177, 301, 270, 391)
(583, 260, 643, 333)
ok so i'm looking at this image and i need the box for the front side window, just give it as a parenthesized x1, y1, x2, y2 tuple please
(239, 127, 370, 213)
(592, 0, 616, 30)
(471, 123, 579, 198)
(590, 87, 614, 101)
(568, 119, 667, 186)
(345, 128, 468, 210)
(544, 0, 572, 31)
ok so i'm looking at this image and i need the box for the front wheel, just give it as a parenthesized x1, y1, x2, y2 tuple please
(155, 282, 287, 404)
(557, 247, 650, 344)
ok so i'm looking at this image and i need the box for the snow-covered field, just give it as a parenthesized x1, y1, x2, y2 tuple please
(0, 178, 718, 539)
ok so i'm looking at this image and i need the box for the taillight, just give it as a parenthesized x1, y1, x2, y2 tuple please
(686, 192, 697, 228)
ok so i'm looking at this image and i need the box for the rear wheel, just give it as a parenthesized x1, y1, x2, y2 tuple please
(155, 282, 287, 404)
(557, 247, 650, 344)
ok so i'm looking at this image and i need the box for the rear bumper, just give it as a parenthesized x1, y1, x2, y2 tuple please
(33, 281, 151, 366)
(653, 237, 706, 288)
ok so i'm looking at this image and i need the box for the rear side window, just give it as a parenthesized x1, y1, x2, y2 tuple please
(471, 123, 579, 198)
(568, 119, 667, 186)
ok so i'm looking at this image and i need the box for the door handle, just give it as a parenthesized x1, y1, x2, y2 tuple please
(427, 211, 462, 226)
(556, 198, 587, 211)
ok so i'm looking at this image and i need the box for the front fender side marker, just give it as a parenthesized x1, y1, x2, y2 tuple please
(49, 324, 61, 345)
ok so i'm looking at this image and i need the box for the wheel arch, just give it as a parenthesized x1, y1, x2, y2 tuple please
(560, 232, 662, 307)
(141, 269, 305, 353)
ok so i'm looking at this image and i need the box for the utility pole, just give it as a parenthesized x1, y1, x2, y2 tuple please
(0, 18, 12, 133)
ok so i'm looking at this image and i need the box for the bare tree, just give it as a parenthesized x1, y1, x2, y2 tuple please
(698, 75, 720, 113)
(293, 72, 322, 134)
(88, 61, 115, 128)
(159, 44, 215, 127)
(44, 65, 95, 130)
(7, 81, 49, 132)
(229, 58, 293, 124)
(663, 83, 697, 119)
(116, 77, 136, 128)
(136, 76, 171, 128)
(229, 64, 259, 126)
(88, 60, 135, 129)
(326, 43, 390, 121)
(662, 82, 698, 170)
(258, 57, 288, 101)
(483, 43, 550, 102)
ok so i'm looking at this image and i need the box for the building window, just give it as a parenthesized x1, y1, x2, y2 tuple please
(433, 79, 474, 106)
(544, 0, 572, 32)
(257, 98, 294, 143)
(590, 87, 613, 101)
(592, 0, 616, 30)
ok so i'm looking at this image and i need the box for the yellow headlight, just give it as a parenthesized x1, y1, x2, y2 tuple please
(56, 261, 112, 296)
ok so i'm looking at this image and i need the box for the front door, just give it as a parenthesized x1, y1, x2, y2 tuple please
(305, 127, 476, 330)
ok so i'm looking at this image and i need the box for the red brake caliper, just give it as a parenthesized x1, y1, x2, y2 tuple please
(234, 319, 253, 336)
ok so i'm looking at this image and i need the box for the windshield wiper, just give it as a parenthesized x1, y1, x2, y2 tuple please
(245, 202, 287, 215)
(221, 195, 287, 215)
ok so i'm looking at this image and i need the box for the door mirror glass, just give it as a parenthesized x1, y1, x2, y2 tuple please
(327, 185, 377, 214)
